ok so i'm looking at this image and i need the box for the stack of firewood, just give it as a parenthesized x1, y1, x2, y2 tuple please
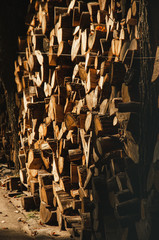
(14, 0, 141, 238)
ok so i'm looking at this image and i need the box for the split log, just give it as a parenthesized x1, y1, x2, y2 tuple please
(28, 149, 43, 169)
(38, 172, 54, 188)
(88, 30, 106, 52)
(20, 168, 27, 185)
(21, 195, 36, 211)
(53, 182, 73, 214)
(40, 201, 57, 225)
(9, 177, 20, 191)
(96, 134, 123, 157)
(30, 180, 39, 195)
(65, 112, 79, 130)
(70, 162, 78, 184)
(77, 165, 87, 188)
(60, 176, 71, 192)
(87, 2, 100, 22)
(68, 149, 82, 162)
(79, 12, 90, 30)
(41, 185, 54, 206)
(86, 68, 99, 93)
(94, 114, 118, 136)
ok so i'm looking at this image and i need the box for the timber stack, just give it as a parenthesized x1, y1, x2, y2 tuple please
(14, 0, 142, 239)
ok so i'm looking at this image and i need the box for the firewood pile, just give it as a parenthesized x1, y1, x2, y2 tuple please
(14, 0, 141, 238)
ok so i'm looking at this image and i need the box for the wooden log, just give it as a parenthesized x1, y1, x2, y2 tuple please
(54, 7, 68, 25)
(58, 12, 72, 28)
(110, 62, 126, 86)
(59, 176, 71, 192)
(97, 10, 107, 24)
(86, 88, 98, 111)
(43, 37, 50, 52)
(81, 28, 90, 55)
(111, 39, 122, 57)
(41, 185, 54, 206)
(132, 0, 139, 18)
(57, 27, 73, 44)
(30, 180, 39, 196)
(65, 112, 79, 130)
(40, 201, 57, 225)
(68, 149, 82, 162)
(98, 0, 108, 11)
(54, 104, 64, 124)
(70, 162, 78, 185)
(87, 2, 100, 22)
(52, 153, 60, 182)
(21, 195, 36, 211)
(32, 34, 44, 51)
(71, 34, 81, 61)
(27, 101, 45, 120)
(72, 7, 80, 27)
(56, 207, 65, 231)
(18, 150, 26, 168)
(58, 156, 70, 176)
(39, 123, 52, 140)
(85, 51, 96, 69)
(88, 30, 106, 52)
(28, 54, 40, 73)
(28, 149, 43, 169)
(126, 7, 137, 25)
(57, 41, 71, 56)
(38, 172, 54, 188)
(73, 199, 81, 210)
(53, 182, 73, 214)
(9, 177, 20, 191)
(20, 168, 27, 185)
(96, 134, 123, 156)
(94, 114, 118, 136)
(79, 12, 90, 30)
(100, 38, 111, 56)
(40, 148, 52, 170)
(107, 172, 133, 193)
(77, 165, 87, 188)
(86, 68, 99, 93)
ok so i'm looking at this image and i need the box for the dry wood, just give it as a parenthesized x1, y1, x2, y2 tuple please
(21, 195, 36, 211)
(41, 185, 54, 206)
(87, 2, 100, 22)
(77, 165, 87, 188)
(70, 162, 78, 184)
(28, 149, 43, 169)
(60, 176, 71, 192)
(96, 134, 123, 156)
(53, 182, 73, 214)
(88, 30, 106, 52)
(79, 12, 90, 30)
(40, 201, 57, 225)
(68, 149, 82, 162)
(30, 180, 39, 195)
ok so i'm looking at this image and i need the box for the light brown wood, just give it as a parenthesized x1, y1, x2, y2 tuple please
(41, 185, 54, 206)
(28, 149, 43, 169)
(40, 201, 57, 225)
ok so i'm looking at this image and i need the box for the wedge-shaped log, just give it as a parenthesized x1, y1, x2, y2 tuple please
(40, 201, 57, 225)
(28, 149, 43, 169)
